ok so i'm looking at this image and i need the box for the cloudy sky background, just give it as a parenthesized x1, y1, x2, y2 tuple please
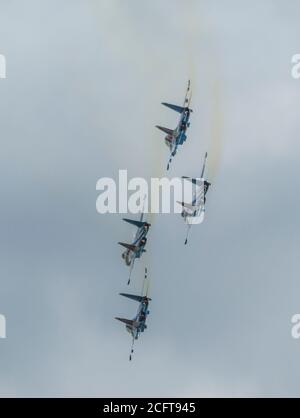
(0, 0, 300, 397)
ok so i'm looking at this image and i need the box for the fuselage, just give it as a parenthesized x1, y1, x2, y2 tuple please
(122, 225, 149, 266)
(126, 298, 150, 339)
(181, 180, 211, 223)
(165, 107, 191, 154)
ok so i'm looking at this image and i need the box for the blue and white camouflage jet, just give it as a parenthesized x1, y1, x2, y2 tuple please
(118, 211, 151, 285)
(115, 268, 151, 361)
(178, 152, 211, 245)
(156, 80, 193, 170)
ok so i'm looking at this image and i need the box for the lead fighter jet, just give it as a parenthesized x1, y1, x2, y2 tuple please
(178, 152, 211, 245)
(115, 268, 151, 361)
(118, 211, 151, 285)
(156, 80, 193, 170)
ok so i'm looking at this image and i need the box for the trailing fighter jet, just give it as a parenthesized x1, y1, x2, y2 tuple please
(156, 80, 193, 170)
(118, 211, 151, 285)
(115, 268, 151, 361)
(178, 152, 211, 245)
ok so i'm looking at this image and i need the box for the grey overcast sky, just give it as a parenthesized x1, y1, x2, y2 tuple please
(0, 0, 300, 397)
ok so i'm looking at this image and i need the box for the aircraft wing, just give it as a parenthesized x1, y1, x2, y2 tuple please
(123, 218, 147, 229)
(177, 201, 200, 211)
(162, 81, 192, 114)
(120, 293, 151, 303)
(115, 317, 135, 327)
(182, 177, 204, 187)
(162, 103, 186, 114)
(118, 242, 138, 252)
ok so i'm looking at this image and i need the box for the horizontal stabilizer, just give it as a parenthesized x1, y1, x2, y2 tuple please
(123, 218, 150, 229)
(162, 103, 188, 113)
(115, 317, 134, 327)
(120, 293, 152, 303)
(156, 126, 174, 136)
(118, 242, 137, 252)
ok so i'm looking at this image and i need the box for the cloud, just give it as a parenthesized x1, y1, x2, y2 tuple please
(0, 0, 300, 397)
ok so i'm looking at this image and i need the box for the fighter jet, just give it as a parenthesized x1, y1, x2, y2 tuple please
(156, 80, 193, 170)
(115, 268, 151, 361)
(178, 152, 211, 245)
(118, 211, 151, 285)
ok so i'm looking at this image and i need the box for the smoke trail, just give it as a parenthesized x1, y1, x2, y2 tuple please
(184, 1, 200, 92)
(208, 77, 223, 183)
(90, 0, 223, 264)
(90, 0, 168, 274)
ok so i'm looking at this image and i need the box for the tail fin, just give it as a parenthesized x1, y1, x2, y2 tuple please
(201, 152, 208, 178)
(156, 126, 174, 136)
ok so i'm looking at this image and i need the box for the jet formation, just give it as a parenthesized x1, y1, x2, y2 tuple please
(115, 81, 212, 360)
